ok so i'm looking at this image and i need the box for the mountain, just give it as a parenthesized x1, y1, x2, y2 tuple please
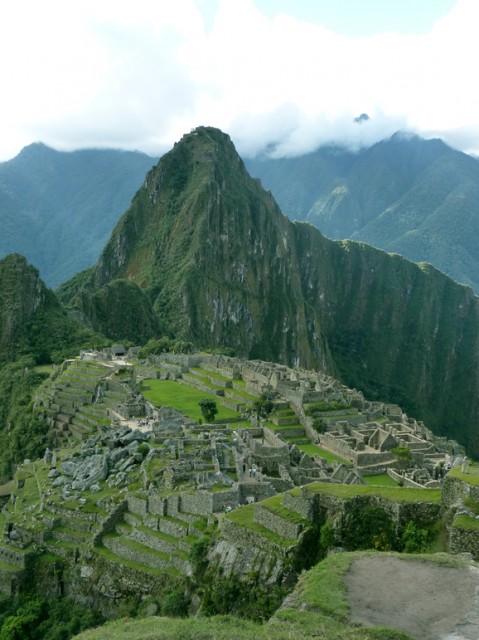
(245, 133, 479, 292)
(0, 253, 103, 363)
(0, 143, 156, 287)
(61, 126, 479, 457)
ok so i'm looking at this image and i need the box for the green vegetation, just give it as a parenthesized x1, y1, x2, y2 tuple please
(141, 379, 239, 422)
(251, 392, 274, 423)
(297, 443, 348, 464)
(0, 358, 50, 481)
(292, 482, 441, 504)
(198, 398, 218, 422)
(0, 595, 104, 640)
(452, 514, 479, 531)
(138, 337, 194, 359)
(392, 446, 413, 471)
(363, 473, 398, 487)
(448, 462, 479, 486)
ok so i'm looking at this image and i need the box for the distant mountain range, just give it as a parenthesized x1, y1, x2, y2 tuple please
(51, 127, 479, 457)
(2, 133, 479, 294)
(246, 133, 479, 292)
(0, 143, 156, 287)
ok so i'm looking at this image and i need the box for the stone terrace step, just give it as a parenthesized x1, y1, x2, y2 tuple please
(271, 425, 306, 439)
(180, 374, 225, 396)
(0, 540, 30, 569)
(190, 368, 233, 389)
(93, 544, 181, 579)
(253, 499, 309, 540)
(222, 506, 295, 556)
(125, 524, 180, 555)
(102, 533, 171, 571)
(50, 526, 90, 545)
(223, 388, 256, 406)
(159, 516, 189, 538)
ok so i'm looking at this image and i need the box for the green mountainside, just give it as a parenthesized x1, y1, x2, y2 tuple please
(0, 254, 107, 478)
(246, 133, 479, 292)
(0, 144, 156, 287)
(59, 127, 479, 457)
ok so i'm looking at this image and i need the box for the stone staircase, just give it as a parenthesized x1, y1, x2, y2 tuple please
(40, 360, 131, 446)
(94, 493, 205, 578)
(42, 503, 102, 559)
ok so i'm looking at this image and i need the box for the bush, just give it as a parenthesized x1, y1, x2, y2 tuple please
(400, 521, 430, 553)
(136, 443, 150, 458)
(198, 399, 218, 423)
(160, 588, 190, 617)
(337, 499, 396, 551)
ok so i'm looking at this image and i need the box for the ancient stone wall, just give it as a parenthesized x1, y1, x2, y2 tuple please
(253, 504, 304, 540)
(449, 523, 479, 559)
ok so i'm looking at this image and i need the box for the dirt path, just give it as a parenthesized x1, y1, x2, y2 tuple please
(345, 555, 479, 640)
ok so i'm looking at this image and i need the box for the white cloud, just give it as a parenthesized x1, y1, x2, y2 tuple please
(0, 0, 477, 160)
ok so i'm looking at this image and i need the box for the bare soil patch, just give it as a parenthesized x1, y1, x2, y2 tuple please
(345, 555, 479, 639)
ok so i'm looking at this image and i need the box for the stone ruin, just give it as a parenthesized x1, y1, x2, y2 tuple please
(146, 352, 464, 488)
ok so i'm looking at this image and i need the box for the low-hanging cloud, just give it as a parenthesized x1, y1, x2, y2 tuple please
(0, 0, 477, 161)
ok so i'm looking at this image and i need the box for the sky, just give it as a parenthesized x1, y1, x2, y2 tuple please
(0, 0, 478, 161)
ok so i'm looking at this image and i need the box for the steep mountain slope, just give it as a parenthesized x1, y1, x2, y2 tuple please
(0, 253, 103, 363)
(62, 127, 479, 456)
(246, 134, 479, 291)
(0, 144, 155, 287)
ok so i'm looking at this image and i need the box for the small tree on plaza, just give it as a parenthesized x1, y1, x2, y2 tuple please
(251, 392, 274, 424)
(198, 398, 218, 423)
(392, 446, 413, 473)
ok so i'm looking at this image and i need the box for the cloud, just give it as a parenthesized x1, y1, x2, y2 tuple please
(0, 0, 478, 160)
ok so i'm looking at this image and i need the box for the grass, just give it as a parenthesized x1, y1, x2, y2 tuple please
(452, 514, 479, 530)
(191, 367, 231, 383)
(363, 473, 398, 487)
(33, 364, 54, 375)
(225, 504, 297, 548)
(93, 546, 177, 579)
(447, 462, 479, 486)
(141, 379, 240, 422)
(290, 482, 441, 503)
(72, 551, 416, 639)
(260, 495, 310, 526)
(297, 443, 349, 464)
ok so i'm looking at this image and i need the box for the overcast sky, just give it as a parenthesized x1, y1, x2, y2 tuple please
(1, 0, 477, 161)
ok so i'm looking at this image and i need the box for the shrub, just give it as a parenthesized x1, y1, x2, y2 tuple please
(337, 499, 396, 551)
(400, 521, 430, 553)
(198, 399, 218, 423)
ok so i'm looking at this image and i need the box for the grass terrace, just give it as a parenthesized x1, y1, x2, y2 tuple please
(225, 504, 297, 548)
(452, 514, 479, 531)
(141, 379, 241, 422)
(447, 462, 479, 486)
(297, 443, 349, 464)
(290, 482, 441, 503)
(363, 473, 398, 487)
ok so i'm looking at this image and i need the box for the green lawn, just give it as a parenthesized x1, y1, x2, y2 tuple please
(298, 443, 349, 464)
(447, 462, 479, 486)
(290, 481, 441, 503)
(363, 473, 398, 487)
(141, 379, 240, 422)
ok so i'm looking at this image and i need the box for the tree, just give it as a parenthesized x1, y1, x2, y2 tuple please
(251, 392, 274, 424)
(198, 399, 218, 423)
(392, 446, 413, 472)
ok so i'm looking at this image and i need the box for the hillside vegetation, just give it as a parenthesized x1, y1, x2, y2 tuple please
(0, 144, 155, 287)
(58, 127, 479, 457)
(246, 133, 479, 292)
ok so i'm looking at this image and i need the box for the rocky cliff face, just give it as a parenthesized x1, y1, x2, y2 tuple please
(63, 127, 479, 456)
(0, 253, 103, 365)
(0, 254, 52, 360)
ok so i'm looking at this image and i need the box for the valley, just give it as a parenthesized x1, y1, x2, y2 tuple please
(1, 126, 479, 639)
